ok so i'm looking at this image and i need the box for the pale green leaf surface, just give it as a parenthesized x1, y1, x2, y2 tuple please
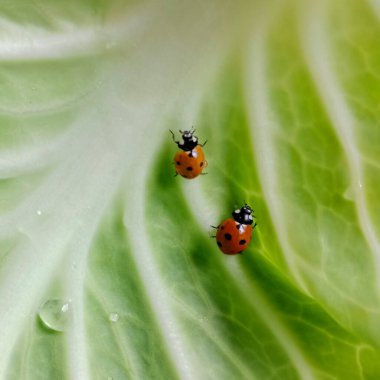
(0, 0, 380, 379)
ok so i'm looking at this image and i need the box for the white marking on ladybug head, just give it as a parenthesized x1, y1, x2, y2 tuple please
(235, 209, 240, 213)
(179, 140, 184, 145)
(248, 215, 253, 220)
(192, 150, 198, 157)
(192, 137, 196, 142)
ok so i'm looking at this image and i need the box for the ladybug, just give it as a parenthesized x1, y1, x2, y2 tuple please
(170, 128, 207, 179)
(213, 204, 257, 255)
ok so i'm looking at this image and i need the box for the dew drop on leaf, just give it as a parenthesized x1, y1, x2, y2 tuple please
(108, 312, 119, 323)
(38, 299, 71, 332)
(343, 185, 355, 201)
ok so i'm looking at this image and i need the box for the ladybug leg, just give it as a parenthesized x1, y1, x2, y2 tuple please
(199, 139, 207, 147)
(252, 222, 258, 229)
(210, 225, 219, 238)
(174, 172, 178, 177)
(200, 172, 208, 175)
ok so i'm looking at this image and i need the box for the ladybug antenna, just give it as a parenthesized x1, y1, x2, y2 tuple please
(179, 129, 184, 134)
(169, 129, 177, 143)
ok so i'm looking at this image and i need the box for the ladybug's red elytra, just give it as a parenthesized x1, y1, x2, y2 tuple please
(170, 128, 207, 179)
(214, 204, 257, 255)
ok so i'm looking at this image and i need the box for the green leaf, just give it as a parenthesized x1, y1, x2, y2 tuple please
(1, 0, 380, 379)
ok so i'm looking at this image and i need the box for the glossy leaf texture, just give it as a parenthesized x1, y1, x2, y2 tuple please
(1, 0, 380, 379)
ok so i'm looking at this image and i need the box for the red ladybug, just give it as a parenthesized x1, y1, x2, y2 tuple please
(170, 129, 207, 179)
(214, 205, 257, 255)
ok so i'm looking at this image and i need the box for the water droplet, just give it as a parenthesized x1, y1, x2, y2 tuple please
(358, 180, 363, 189)
(343, 185, 355, 201)
(109, 312, 119, 323)
(38, 299, 71, 332)
(36, 209, 42, 216)
(199, 315, 209, 323)
(71, 261, 77, 270)
(107, 377, 113, 380)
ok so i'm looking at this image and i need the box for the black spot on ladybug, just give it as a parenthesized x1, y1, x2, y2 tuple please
(176, 161, 180, 165)
(200, 162, 204, 167)
(224, 233, 232, 240)
(236, 224, 241, 229)
(217, 241, 222, 247)
(186, 166, 193, 171)
(220, 226, 224, 230)
(239, 239, 246, 245)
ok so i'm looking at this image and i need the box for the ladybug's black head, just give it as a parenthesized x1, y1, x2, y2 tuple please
(178, 129, 198, 151)
(232, 204, 254, 225)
